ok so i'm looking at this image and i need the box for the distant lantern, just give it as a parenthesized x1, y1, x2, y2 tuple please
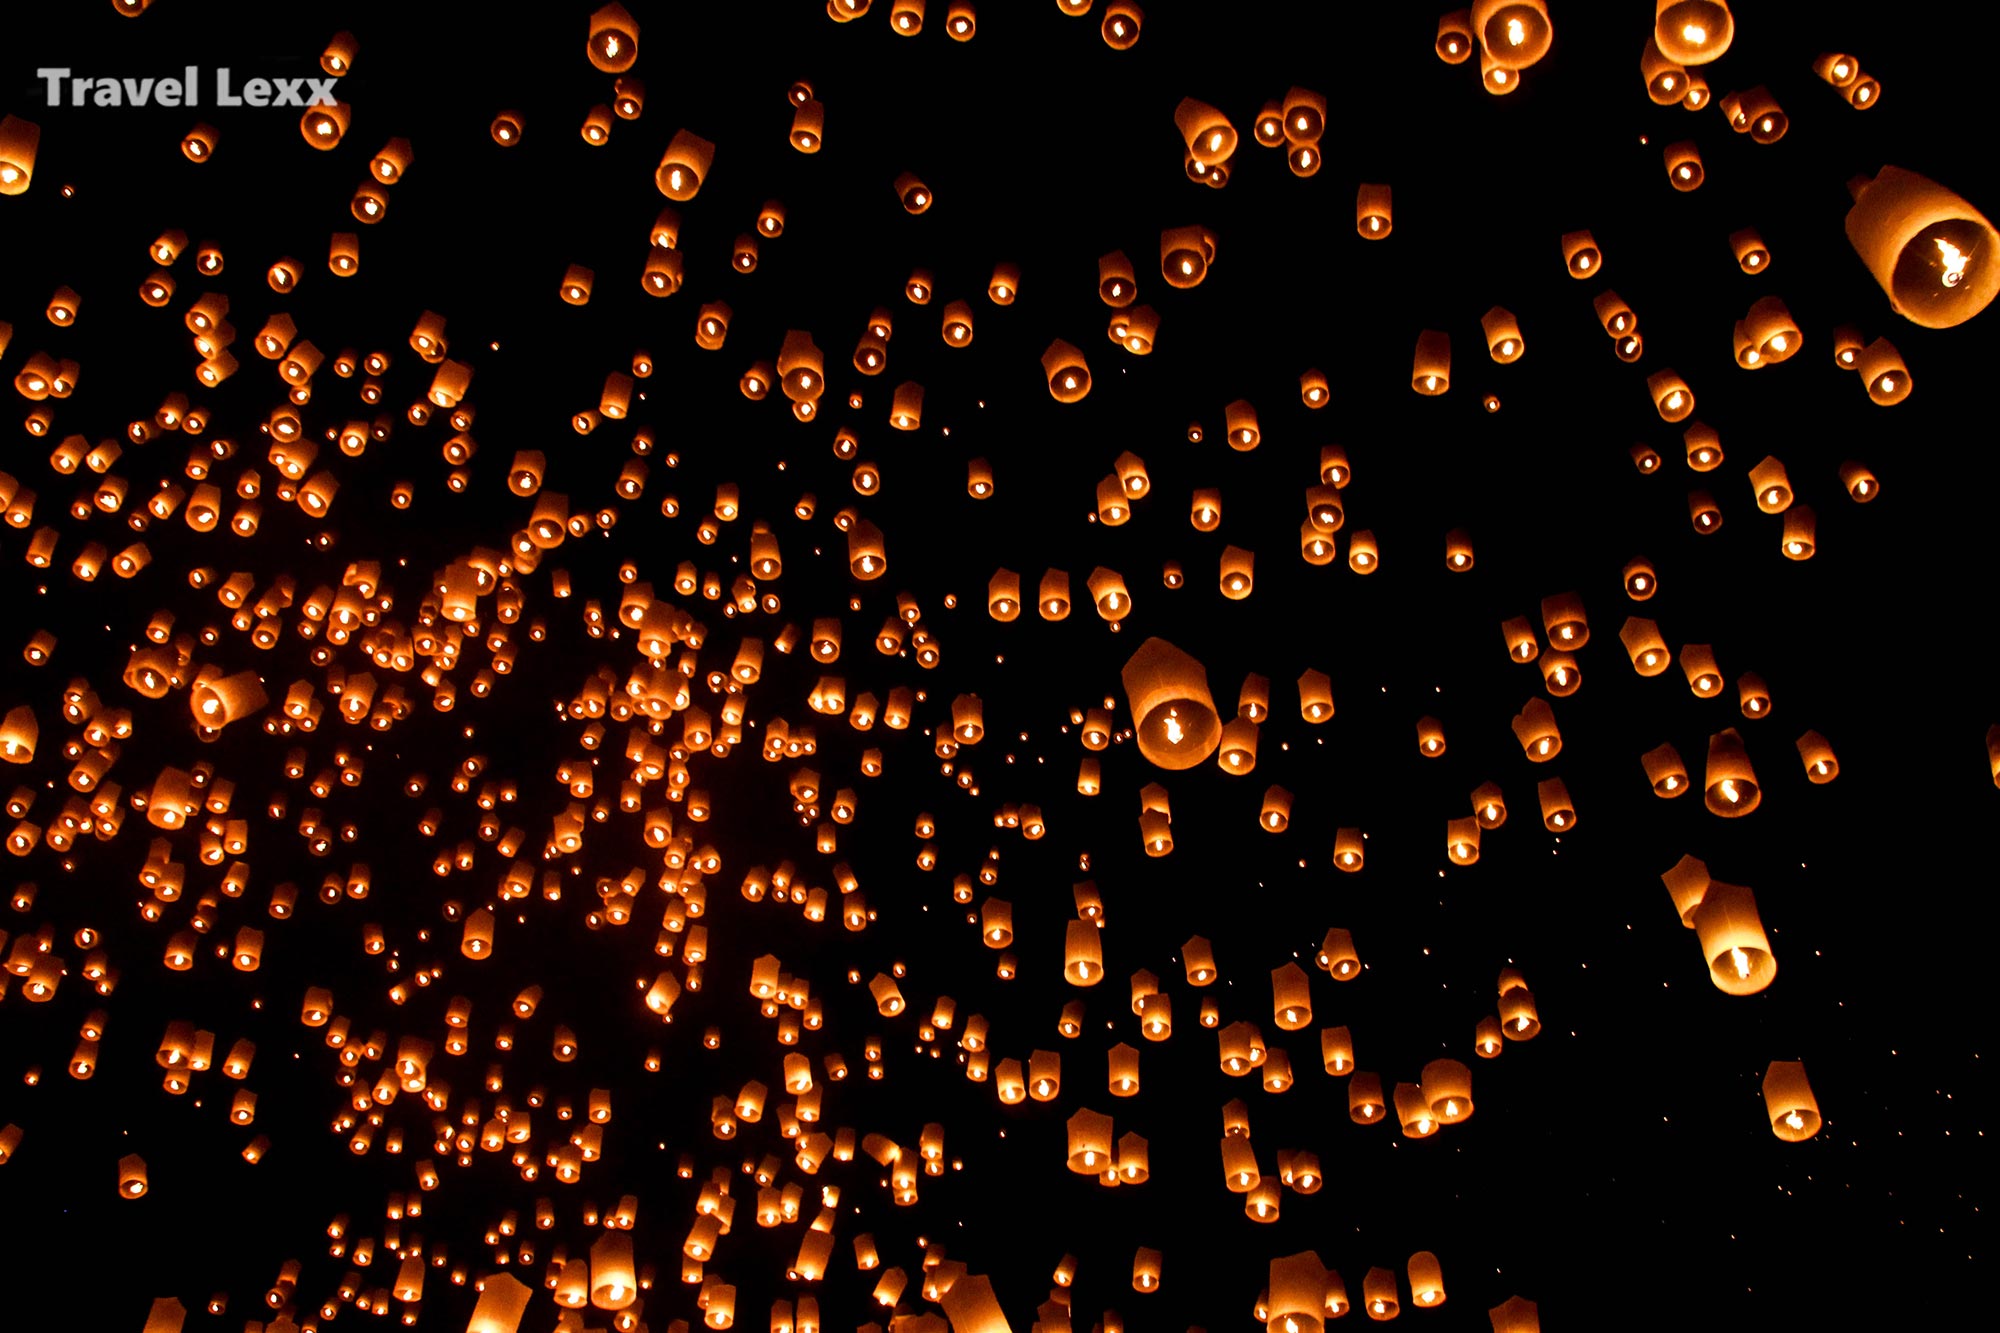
(790, 99, 824, 152)
(1731, 227, 1770, 273)
(1641, 742, 1690, 798)
(1681, 643, 1724, 698)
(1160, 226, 1217, 289)
(300, 101, 351, 149)
(1422, 1061, 1473, 1125)
(1317, 927, 1360, 979)
(1447, 816, 1480, 865)
(1738, 672, 1771, 719)
(1839, 460, 1879, 502)
(1332, 828, 1366, 874)
(1499, 968, 1540, 1037)
(1408, 1248, 1456, 1304)
(490, 110, 525, 145)
(1664, 140, 1704, 190)
(1693, 880, 1775, 993)
(1066, 1108, 1113, 1173)
(1411, 330, 1450, 394)
(1796, 730, 1839, 783)
(1349, 1071, 1386, 1124)
(1703, 728, 1760, 816)
(1299, 669, 1335, 723)
(1184, 935, 1217, 985)
(1121, 638, 1222, 770)
(1099, 250, 1138, 306)
(1102, 1, 1142, 47)
(1356, 183, 1393, 238)
(655, 129, 716, 200)
(1471, 781, 1508, 829)
(1174, 98, 1237, 165)
(1043, 341, 1091, 402)
(1224, 399, 1261, 450)
(1537, 777, 1575, 830)
(1640, 37, 1688, 104)
(1561, 229, 1601, 277)
(893, 171, 933, 213)
(1300, 368, 1330, 407)
(1491, 1296, 1542, 1332)
(1260, 785, 1293, 832)
(988, 570, 1021, 622)
(1763, 1060, 1821, 1141)
(1064, 919, 1104, 986)
(1853, 338, 1912, 405)
(1219, 547, 1254, 600)
(117, 1153, 149, 1198)
(1088, 567, 1132, 621)
(181, 122, 218, 162)
(1482, 307, 1524, 362)
(1648, 369, 1695, 421)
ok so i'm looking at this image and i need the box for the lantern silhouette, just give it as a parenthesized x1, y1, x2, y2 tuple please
(1763, 1060, 1821, 1141)
(1693, 880, 1775, 993)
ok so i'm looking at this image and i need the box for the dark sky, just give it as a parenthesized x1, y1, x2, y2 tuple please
(0, 2, 1990, 1331)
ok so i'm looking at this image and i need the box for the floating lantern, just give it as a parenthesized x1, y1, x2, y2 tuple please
(1693, 880, 1775, 993)
(1763, 1060, 1821, 1140)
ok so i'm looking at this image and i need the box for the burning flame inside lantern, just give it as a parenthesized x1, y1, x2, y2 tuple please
(1937, 237, 1970, 287)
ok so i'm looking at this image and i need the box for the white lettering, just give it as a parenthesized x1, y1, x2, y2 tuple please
(92, 81, 121, 107)
(215, 67, 241, 106)
(36, 68, 69, 105)
(304, 77, 339, 106)
(243, 76, 272, 107)
(156, 77, 181, 107)
(119, 77, 157, 105)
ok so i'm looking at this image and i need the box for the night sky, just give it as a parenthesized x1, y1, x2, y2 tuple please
(0, 3, 1991, 1331)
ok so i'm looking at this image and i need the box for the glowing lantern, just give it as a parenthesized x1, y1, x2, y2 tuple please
(1537, 778, 1575, 830)
(1796, 730, 1839, 783)
(1482, 307, 1524, 362)
(1260, 786, 1293, 832)
(1120, 638, 1221, 770)
(1693, 880, 1775, 993)
(1664, 140, 1703, 190)
(1436, 11, 1474, 62)
(1474, 0, 1551, 66)
(1411, 330, 1450, 394)
(118, 1153, 148, 1197)
(1561, 229, 1601, 277)
(1512, 698, 1561, 760)
(1696, 728, 1760, 808)
(1853, 338, 1912, 405)
(1356, 183, 1393, 238)
(1764, 1060, 1822, 1141)
(1640, 38, 1688, 104)
(1042, 341, 1091, 402)
(1174, 98, 1236, 165)
(656, 130, 715, 200)
(1066, 1109, 1113, 1173)
(1160, 226, 1216, 289)
(1641, 743, 1690, 799)
(1316, 928, 1360, 979)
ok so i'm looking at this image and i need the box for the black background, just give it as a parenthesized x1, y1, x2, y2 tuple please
(0, 2, 1990, 1329)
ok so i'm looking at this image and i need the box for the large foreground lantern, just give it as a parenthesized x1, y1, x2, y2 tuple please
(1121, 639, 1221, 769)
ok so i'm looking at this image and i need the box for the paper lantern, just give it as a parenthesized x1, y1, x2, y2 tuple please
(1174, 98, 1236, 165)
(1681, 643, 1724, 697)
(1447, 816, 1480, 865)
(1499, 972, 1539, 1039)
(1066, 1108, 1114, 1173)
(1853, 338, 1912, 405)
(656, 129, 715, 200)
(1064, 919, 1103, 985)
(1411, 330, 1450, 395)
(1648, 369, 1695, 421)
(1561, 229, 1601, 277)
(1537, 777, 1575, 830)
(1356, 183, 1393, 238)
(300, 101, 351, 148)
(1043, 341, 1091, 402)
(790, 99, 824, 152)
(1640, 38, 1688, 104)
(1407, 1251, 1447, 1308)
(1730, 227, 1769, 273)
(1721, 85, 1788, 142)
(1737, 672, 1771, 720)
(1332, 827, 1365, 873)
(1838, 460, 1879, 502)
(1161, 226, 1216, 289)
(1315, 927, 1360, 980)
(1703, 727, 1760, 815)
(1223, 399, 1262, 451)
(1260, 785, 1293, 833)
(1490, 1297, 1541, 1332)
(1219, 548, 1255, 601)
(1183, 935, 1217, 985)
(1664, 140, 1704, 191)
(1029, 1049, 1061, 1100)
(1693, 880, 1775, 993)
(1763, 1060, 1821, 1141)
(1435, 10, 1474, 62)
(1475, 0, 1551, 66)
(118, 1153, 149, 1198)
(1512, 698, 1561, 760)
(1655, 1, 1732, 63)
(1348, 530, 1379, 573)
(490, 110, 525, 145)
(1482, 307, 1524, 362)
(1121, 638, 1222, 770)
(1421, 1060, 1473, 1125)
(1659, 855, 1710, 929)
(591, 1232, 638, 1309)
(1641, 742, 1690, 798)
(1796, 730, 1839, 783)
(587, 3, 639, 71)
